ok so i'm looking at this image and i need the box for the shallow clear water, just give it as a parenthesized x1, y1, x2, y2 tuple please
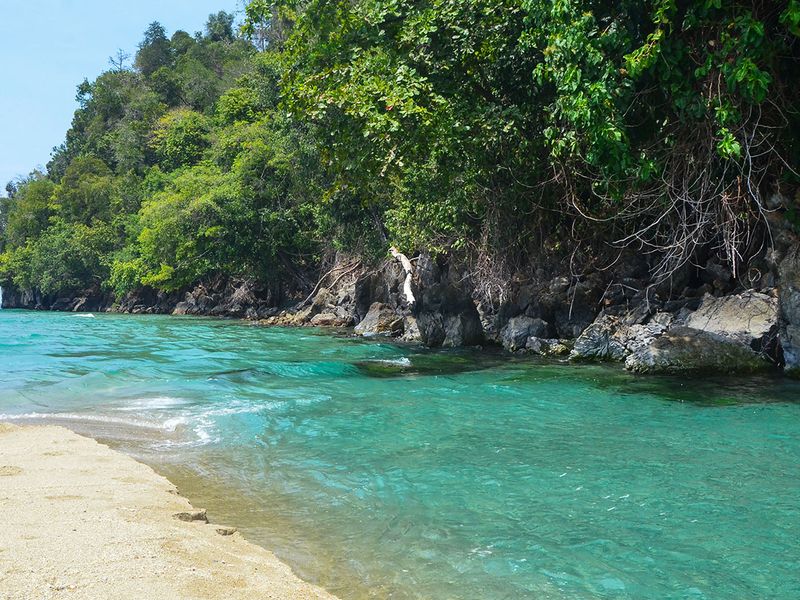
(1, 310, 799, 599)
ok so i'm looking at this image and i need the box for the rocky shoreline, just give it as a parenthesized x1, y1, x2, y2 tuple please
(3, 241, 799, 378)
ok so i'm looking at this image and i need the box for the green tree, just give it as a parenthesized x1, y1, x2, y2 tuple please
(2, 174, 56, 248)
(56, 157, 115, 225)
(170, 30, 196, 56)
(135, 22, 173, 77)
(206, 11, 235, 43)
(216, 87, 261, 124)
(150, 109, 211, 170)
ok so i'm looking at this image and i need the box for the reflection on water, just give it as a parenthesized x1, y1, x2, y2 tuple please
(1, 309, 800, 599)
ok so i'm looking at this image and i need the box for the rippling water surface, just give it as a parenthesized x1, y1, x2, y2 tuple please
(2, 310, 799, 599)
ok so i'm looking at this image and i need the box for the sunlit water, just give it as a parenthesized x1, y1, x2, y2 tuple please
(1, 310, 799, 599)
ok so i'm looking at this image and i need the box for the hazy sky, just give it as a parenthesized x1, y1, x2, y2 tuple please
(0, 0, 240, 195)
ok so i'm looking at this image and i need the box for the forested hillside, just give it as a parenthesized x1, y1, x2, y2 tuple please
(2, 1, 799, 308)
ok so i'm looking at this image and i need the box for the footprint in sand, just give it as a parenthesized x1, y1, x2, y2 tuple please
(0, 466, 22, 476)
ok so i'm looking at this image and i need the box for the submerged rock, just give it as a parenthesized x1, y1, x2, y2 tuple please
(354, 357, 414, 377)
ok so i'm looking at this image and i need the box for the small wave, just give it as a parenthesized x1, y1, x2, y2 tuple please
(355, 357, 414, 376)
(153, 403, 270, 449)
(1, 399, 284, 450)
(115, 396, 188, 411)
(72, 313, 96, 318)
(0, 411, 177, 431)
(368, 357, 413, 367)
(203, 403, 274, 417)
(193, 420, 218, 445)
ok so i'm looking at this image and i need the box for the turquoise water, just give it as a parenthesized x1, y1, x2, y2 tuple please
(1, 310, 799, 599)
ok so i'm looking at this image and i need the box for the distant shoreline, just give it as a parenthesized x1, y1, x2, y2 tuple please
(0, 423, 339, 600)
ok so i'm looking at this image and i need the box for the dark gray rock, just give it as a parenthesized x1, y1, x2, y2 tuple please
(572, 292, 781, 374)
(354, 262, 406, 320)
(571, 315, 628, 361)
(416, 309, 483, 347)
(779, 246, 800, 376)
(511, 273, 606, 339)
(173, 301, 190, 315)
(501, 316, 549, 351)
(476, 301, 501, 344)
(571, 310, 673, 362)
(526, 337, 572, 356)
(442, 312, 483, 347)
(257, 306, 281, 319)
(0, 286, 39, 309)
(309, 287, 332, 317)
(413, 254, 483, 347)
(50, 297, 76, 311)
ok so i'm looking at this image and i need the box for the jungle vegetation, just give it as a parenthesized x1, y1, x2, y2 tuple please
(1, 1, 798, 305)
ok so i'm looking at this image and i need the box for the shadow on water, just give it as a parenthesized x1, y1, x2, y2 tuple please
(527, 360, 800, 407)
(354, 344, 515, 378)
(612, 371, 800, 406)
(354, 341, 800, 407)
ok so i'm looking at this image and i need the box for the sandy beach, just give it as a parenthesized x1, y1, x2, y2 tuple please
(0, 423, 338, 600)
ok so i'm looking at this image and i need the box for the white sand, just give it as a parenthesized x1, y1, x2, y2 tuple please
(0, 424, 339, 600)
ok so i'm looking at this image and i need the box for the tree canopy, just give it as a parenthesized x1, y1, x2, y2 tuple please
(2, 2, 798, 304)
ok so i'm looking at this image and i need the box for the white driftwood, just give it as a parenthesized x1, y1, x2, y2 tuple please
(390, 247, 416, 306)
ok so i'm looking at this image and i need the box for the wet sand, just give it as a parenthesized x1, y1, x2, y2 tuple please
(0, 424, 338, 600)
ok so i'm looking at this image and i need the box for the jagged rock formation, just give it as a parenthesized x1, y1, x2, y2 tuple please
(571, 291, 780, 373)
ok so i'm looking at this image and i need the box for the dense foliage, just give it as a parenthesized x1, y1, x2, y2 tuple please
(1, 2, 798, 304)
